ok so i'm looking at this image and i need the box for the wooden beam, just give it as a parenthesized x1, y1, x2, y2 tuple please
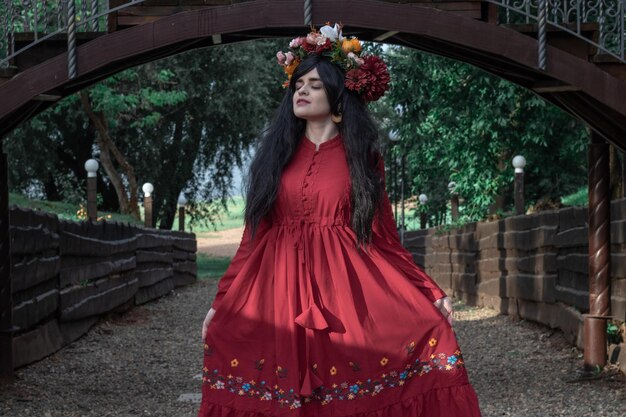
(532, 81, 581, 93)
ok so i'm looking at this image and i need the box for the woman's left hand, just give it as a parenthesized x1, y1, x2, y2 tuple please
(433, 296, 453, 326)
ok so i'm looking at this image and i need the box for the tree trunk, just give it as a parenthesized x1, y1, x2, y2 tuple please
(79, 91, 141, 219)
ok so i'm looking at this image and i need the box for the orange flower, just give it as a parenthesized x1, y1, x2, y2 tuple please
(284, 58, 301, 77)
(230, 358, 239, 367)
(380, 357, 388, 366)
(342, 38, 361, 53)
(428, 338, 438, 347)
(330, 366, 337, 375)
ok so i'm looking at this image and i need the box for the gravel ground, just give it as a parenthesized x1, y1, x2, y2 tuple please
(1, 277, 624, 417)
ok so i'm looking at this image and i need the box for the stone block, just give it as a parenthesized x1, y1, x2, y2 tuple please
(516, 299, 559, 328)
(558, 206, 587, 231)
(611, 220, 626, 244)
(557, 253, 588, 274)
(554, 285, 589, 312)
(476, 277, 506, 297)
(505, 274, 556, 303)
(554, 226, 588, 249)
(610, 198, 626, 221)
(554, 303, 584, 350)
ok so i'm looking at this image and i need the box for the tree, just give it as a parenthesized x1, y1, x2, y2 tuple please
(382, 46, 588, 225)
(6, 39, 284, 228)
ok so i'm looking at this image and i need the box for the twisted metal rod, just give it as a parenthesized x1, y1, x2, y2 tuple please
(304, 0, 312, 26)
(537, 0, 547, 69)
(67, 0, 77, 79)
(91, 0, 99, 32)
(588, 136, 611, 317)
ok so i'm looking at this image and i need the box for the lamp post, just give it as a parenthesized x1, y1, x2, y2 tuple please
(512, 155, 526, 215)
(448, 181, 459, 222)
(177, 194, 187, 232)
(419, 193, 428, 229)
(142, 182, 154, 228)
(84, 159, 98, 221)
(389, 130, 400, 223)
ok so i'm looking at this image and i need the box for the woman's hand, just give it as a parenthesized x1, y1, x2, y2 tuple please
(433, 297, 453, 326)
(202, 307, 216, 342)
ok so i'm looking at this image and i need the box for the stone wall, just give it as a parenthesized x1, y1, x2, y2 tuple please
(9, 206, 197, 369)
(406, 198, 626, 350)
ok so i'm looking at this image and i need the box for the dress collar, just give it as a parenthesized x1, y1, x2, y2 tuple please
(302, 133, 343, 151)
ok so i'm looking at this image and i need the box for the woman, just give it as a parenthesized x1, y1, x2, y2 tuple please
(198, 24, 482, 417)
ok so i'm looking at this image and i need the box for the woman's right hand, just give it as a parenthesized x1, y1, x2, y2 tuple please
(202, 307, 216, 342)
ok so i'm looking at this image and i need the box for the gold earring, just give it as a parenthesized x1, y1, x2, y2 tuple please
(331, 112, 343, 123)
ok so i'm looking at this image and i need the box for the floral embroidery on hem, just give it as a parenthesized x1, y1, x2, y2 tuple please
(202, 350, 466, 409)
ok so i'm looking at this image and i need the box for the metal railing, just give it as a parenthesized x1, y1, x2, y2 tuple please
(486, 0, 625, 67)
(0, 0, 624, 75)
(0, 0, 145, 76)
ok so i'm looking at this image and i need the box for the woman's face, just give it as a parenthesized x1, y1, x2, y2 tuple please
(292, 67, 332, 121)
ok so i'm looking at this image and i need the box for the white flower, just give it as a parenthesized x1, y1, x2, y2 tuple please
(320, 23, 344, 42)
(348, 52, 364, 66)
(285, 51, 295, 65)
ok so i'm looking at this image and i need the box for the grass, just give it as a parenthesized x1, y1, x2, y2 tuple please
(183, 195, 246, 236)
(196, 253, 232, 281)
(8, 192, 247, 231)
(8, 192, 142, 224)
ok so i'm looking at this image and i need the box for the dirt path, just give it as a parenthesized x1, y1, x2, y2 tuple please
(195, 226, 244, 258)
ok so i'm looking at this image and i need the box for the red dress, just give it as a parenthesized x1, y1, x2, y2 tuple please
(198, 133, 482, 417)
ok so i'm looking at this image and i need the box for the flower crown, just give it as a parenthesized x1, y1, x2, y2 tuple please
(276, 23, 390, 103)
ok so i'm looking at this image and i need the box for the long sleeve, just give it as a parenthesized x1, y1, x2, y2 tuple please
(211, 216, 271, 311)
(371, 154, 447, 304)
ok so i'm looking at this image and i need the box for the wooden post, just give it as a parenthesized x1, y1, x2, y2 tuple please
(0, 151, 14, 383)
(87, 176, 97, 221)
(178, 206, 185, 232)
(584, 131, 611, 371)
(144, 195, 153, 228)
(514, 171, 524, 215)
(451, 193, 459, 221)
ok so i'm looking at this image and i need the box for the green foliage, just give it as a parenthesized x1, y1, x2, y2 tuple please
(562, 186, 588, 206)
(380, 46, 588, 225)
(6, 39, 285, 229)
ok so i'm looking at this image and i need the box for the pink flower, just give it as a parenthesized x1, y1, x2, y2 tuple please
(276, 51, 286, 66)
(348, 52, 364, 66)
(289, 37, 304, 48)
(285, 51, 295, 66)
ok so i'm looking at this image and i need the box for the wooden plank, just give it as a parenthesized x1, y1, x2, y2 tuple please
(12, 316, 99, 369)
(135, 278, 174, 305)
(12, 289, 59, 331)
(10, 225, 59, 255)
(59, 256, 136, 287)
(134, 267, 174, 287)
(59, 275, 139, 321)
(11, 255, 60, 292)
(174, 271, 196, 287)
(173, 260, 197, 275)
(60, 230, 136, 257)
(136, 249, 174, 264)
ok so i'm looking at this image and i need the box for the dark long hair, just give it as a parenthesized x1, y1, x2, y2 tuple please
(243, 55, 384, 251)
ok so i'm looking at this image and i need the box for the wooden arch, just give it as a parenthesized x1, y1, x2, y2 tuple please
(0, 0, 625, 150)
